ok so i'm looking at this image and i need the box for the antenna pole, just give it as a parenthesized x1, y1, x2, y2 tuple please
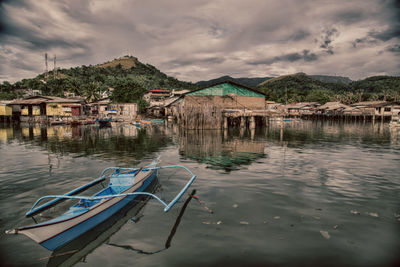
(45, 53, 48, 80)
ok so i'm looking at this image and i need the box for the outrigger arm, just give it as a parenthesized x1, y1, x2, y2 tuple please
(26, 165, 196, 216)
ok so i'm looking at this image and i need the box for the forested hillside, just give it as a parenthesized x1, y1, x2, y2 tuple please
(257, 73, 400, 104)
(1, 56, 399, 105)
(0, 56, 198, 104)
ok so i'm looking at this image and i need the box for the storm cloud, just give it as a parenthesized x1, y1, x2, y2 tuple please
(0, 0, 399, 83)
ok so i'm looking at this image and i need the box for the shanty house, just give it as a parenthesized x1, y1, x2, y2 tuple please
(0, 101, 12, 116)
(90, 98, 111, 116)
(10, 96, 51, 117)
(317, 102, 349, 115)
(351, 101, 393, 116)
(108, 103, 138, 120)
(10, 96, 85, 121)
(284, 102, 320, 116)
(144, 90, 170, 100)
(0, 101, 12, 122)
(46, 97, 84, 117)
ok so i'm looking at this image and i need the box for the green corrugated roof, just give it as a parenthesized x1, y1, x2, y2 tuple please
(186, 81, 264, 97)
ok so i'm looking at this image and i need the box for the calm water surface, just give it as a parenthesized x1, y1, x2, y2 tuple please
(0, 121, 399, 266)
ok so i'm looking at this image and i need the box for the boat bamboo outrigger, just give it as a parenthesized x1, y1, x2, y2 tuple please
(6, 158, 197, 251)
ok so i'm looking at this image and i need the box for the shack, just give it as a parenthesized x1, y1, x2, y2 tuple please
(10, 96, 84, 123)
(351, 101, 398, 121)
(174, 81, 266, 129)
(0, 101, 12, 122)
(108, 103, 138, 121)
(317, 102, 349, 115)
(89, 98, 111, 116)
(10, 96, 49, 118)
(284, 102, 320, 116)
(46, 97, 84, 117)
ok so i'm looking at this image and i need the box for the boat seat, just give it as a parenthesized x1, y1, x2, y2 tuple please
(109, 173, 135, 194)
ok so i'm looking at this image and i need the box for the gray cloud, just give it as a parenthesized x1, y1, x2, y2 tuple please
(336, 10, 367, 24)
(0, 0, 399, 83)
(168, 57, 226, 67)
(387, 44, 400, 53)
(248, 50, 318, 65)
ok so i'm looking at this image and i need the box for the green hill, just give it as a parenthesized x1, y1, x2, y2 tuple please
(257, 73, 400, 104)
(0, 56, 198, 103)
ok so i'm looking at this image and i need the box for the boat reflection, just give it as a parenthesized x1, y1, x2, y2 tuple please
(106, 189, 196, 254)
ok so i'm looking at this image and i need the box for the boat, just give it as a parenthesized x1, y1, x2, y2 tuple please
(97, 117, 112, 127)
(50, 119, 66, 126)
(46, 177, 160, 266)
(6, 158, 197, 251)
(131, 119, 164, 127)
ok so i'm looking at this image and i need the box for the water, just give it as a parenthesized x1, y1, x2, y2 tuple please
(0, 121, 399, 266)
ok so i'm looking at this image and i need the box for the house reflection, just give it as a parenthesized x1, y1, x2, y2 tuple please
(178, 129, 265, 171)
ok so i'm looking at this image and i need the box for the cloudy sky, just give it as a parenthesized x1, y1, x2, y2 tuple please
(1, 0, 399, 83)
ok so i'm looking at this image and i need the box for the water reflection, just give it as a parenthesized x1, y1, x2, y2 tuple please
(106, 189, 196, 255)
(0, 120, 395, 171)
(179, 129, 266, 171)
(0, 124, 172, 166)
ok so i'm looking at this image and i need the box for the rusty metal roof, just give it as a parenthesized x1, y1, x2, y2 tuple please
(9, 96, 83, 105)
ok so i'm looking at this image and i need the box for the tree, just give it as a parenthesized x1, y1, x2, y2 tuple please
(110, 78, 146, 103)
(83, 82, 101, 102)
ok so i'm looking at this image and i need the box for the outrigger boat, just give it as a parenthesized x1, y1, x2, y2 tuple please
(6, 158, 196, 251)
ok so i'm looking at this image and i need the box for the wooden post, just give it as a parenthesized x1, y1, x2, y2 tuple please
(223, 116, 228, 129)
(250, 116, 255, 129)
(240, 127, 245, 138)
(240, 116, 245, 128)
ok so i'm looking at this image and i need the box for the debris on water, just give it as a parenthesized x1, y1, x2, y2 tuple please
(240, 221, 249, 225)
(315, 208, 322, 211)
(194, 196, 214, 214)
(320, 230, 331, 240)
(203, 221, 222, 225)
(232, 204, 238, 208)
(274, 216, 280, 220)
(367, 212, 379, 217)
(130, 214, 144, 223)
(350, 210, 360, 215)
(313, 216, 320, 220)
(263, 220, 268, 224)
(333, 225, 339, 229)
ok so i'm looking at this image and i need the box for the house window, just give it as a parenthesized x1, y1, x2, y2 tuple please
(384, 107, 391, 112)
